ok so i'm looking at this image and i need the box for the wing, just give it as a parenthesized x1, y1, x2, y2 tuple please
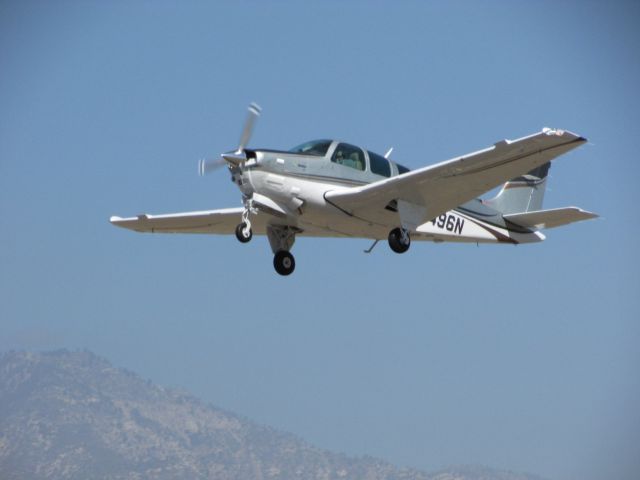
(324, 129, 587, 228)
(503, 207, 598, 230)
(109, 207, 347, 238)
(110, 208, 269, 234)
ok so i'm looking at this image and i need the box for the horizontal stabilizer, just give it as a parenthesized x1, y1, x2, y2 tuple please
(503, 207, 598, 230)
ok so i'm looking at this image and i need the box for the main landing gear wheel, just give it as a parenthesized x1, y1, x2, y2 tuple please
(235, 222, 252, 243)
(273, 250, 295, 276)
(388, 227, 410, 254)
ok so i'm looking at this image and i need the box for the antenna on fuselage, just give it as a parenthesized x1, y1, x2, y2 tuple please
(384, 147, 393, 159)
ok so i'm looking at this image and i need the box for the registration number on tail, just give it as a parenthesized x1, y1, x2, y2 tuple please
(431, 214, 465, 234)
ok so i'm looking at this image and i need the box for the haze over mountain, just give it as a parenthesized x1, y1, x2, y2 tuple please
(0, 350, 546, 480)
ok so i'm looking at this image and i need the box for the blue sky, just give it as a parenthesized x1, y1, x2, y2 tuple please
(1, 2, 639, 479)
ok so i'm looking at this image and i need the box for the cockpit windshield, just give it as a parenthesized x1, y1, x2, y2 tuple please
(289, 139, 333, 156)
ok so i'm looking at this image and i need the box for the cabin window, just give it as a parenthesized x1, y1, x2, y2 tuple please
(367, 151, 391, 177)
(397, 163, 410, 175)
(289, 139, 332, 156)
(331, 143, 365, 171)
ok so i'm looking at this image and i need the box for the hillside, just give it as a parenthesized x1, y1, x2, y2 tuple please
(0, 350, 545, 480)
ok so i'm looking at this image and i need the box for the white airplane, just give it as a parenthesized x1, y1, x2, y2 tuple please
(111, 104, 598, 275)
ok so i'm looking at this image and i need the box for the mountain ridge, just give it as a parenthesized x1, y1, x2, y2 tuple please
(0, 349, 546, 480)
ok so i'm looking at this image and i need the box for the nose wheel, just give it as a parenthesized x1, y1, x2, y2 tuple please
(235, 199, 255, 243)
(273, 250, 295, 276)
(235, 222, 252, 243)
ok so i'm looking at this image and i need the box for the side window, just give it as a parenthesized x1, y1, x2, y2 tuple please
(331, 143, 365, 171)
(397, 163, 410, 175)
(367, 151, 391, 177)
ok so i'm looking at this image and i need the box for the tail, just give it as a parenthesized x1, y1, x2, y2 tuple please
(485, 162, 550, 214)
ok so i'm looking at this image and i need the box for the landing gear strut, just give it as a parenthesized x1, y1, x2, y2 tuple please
(235, 198, 255, 243)
(388, 227, 410, 253)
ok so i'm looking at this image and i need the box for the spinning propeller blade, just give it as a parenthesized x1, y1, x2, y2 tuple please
(198, 102, 262, 176)
(237, 102, 261, 154)
(198, 157, 226, 176)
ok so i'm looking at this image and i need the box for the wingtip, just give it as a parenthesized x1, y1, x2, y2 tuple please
(573, 207, 599, 220)
(541, 128, 587, 143)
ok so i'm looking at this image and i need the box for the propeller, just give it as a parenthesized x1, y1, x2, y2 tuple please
(198, 157, 226, 176)
(237, 102, 261, 153)
(198, 102, 262, 176)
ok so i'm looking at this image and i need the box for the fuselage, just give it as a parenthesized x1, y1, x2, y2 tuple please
(233, 139, 543, 245)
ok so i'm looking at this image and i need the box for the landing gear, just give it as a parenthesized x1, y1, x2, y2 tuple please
(235, 222, 252, 243)
(388, 227, 410, 253)
(235, 197, 256, 243)
(273, 250, 295, 276)
(267, 225, 298, 276)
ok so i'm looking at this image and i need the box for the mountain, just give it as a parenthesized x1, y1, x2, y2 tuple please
(0, 350, 546, 480)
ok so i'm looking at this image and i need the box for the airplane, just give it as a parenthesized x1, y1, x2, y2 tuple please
(110, 103, 598, 276)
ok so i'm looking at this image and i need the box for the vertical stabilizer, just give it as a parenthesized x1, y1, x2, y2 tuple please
(485, 162, 550, 215)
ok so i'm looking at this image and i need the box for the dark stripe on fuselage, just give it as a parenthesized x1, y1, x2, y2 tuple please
(455, 205, 532, 234)
(252, 148, 326, 157)
(252, 167, 372, 187)
(460, 215, 519, 244)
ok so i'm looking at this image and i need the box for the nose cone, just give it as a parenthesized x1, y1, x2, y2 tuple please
(221, 152, 246, 166)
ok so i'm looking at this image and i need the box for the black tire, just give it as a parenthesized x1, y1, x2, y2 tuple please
(273, 250, 295, 276)
(388, 227, 410, 254)
(235, 222, 252, 243)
